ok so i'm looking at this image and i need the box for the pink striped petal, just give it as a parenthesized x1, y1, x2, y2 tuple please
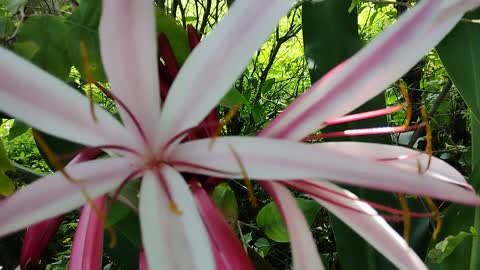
(290, 180, 426, 270)
(99, 0, 161, 147)
(262, 182, 324, 270)
(170, 137, 480, 205)
(261, 0, 469, 140)
(0, 157, 140, 238)
(158, 0, 295, 144)
(139, 167, 214, 270)
(191, 180, 254, 270)
(69, 195, 107, 270)
(0, 47, 138, 149)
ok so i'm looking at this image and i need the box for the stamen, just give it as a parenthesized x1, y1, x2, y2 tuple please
(228, 144, 257, 208)
(398, 193, 411, 243)
(33, 130, 82, 184)
(324, 104, 405, 126)
(56, 144, 141, 161)
(108, 169, 143, 211)
(81, 190, 117, 248)
(209, 105, 241, 149)
(154, 169, 182, 216)
(400, 83, 412, 127)
(33, 131, 117, 247)
(424, 197, 442, 240)
(421, 107, 433, 172)
(287, 181, 432, 218)
(304, 123, 426, 141)
(79, 41, 97, 122)
(92, 82, 149, 145)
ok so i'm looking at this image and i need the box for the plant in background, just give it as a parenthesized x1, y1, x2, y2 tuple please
(0, 0, 480, 270)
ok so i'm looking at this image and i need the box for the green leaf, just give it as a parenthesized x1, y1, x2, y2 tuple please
(33, 130, 84, 169)
(211, 182, 238, 227)
(155, 9, 190, 64)
(254, 238, 271, 257)
(66, 0, 107, 82)
(428, 8, 480, 270)
(428, 231, 473, 264)
(0, 139, 14, 196)
(14, 16, 71, 80)
(220, 88, 249, 108)
(104, 210, 141, 270)
(436, 9, 480, 121)
(0, 14, 13, 39)
(7, 120, 29, 140)
(256, 198, 320, 242)
(6, 0, 26, 13)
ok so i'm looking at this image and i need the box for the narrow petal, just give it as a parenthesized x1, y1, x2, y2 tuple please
(0, 47, 139, 149)
(159, 0, 295, 142)
(20, 215, 64, 267)
(290, 180, 426, 270)
(191, 180, 254, 270)
(261, 0, 465, 140)
(139, 167, 215, 270)
(0, 157, 140, 237)
(262, 182, 324, 270)
(100, 0, 161, 146)
(170, 137, 480, 205)
(69, 195, 107, 270)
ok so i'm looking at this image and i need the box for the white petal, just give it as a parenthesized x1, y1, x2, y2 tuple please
(261, 0, 463, 140)
(291, 181, 427, 270)
(139, 167, 215, 270)
(263, 182, 324, 270)
(0, 157, 140, 237)
(0, 47, 138, 149)
(158, 0, 295, 143)
(100, 0, 161, 146)
(170, 137, 480, 205)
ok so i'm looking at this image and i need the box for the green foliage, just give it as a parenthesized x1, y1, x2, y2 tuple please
(256, 198, 320, 243)
(155, 9, 190, 64)
(211, 182, 239, 227)
(14, 15, 70, 80)
(428, 227, 477, 264)
(0, 138, 14, 196)
(66, 0, 107, 82)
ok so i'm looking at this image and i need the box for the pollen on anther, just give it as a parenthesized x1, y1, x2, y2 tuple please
(169, 201, 183, 216)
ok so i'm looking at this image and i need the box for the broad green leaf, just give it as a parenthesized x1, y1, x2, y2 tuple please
(104, 210, 141, 270)
(303, 1, 430, 269)
(256, 198, 320, 242)
(0, 139, 14, 196)
(428, 231, 473, 264)
(66, 0, 107, 82)
(7, 120, 29, 140)
(220, 88, 249, 108)
(14, 16, 71, 80)
(429, 8, 480, 270)
(155, 9, 190, 64)
(211, 182, 238, 227)
(428, 118, 480, 270)
(436, 9, 480, 121)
